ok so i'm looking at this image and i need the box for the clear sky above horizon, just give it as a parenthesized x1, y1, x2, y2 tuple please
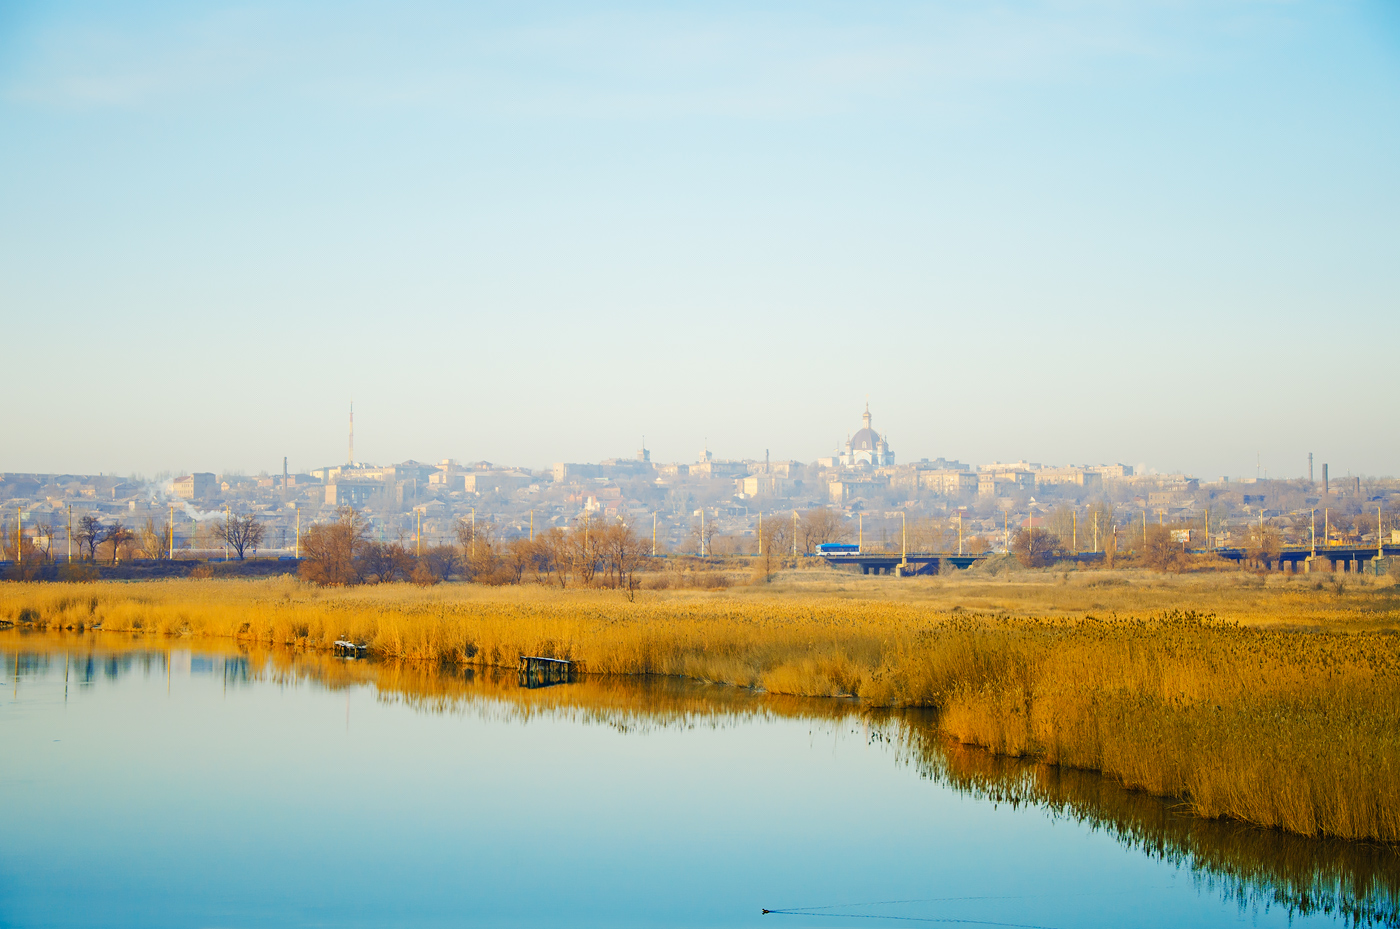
(3, 1, 1398, 480)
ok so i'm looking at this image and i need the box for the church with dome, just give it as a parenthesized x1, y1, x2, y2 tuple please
(838, 403, 894, 468)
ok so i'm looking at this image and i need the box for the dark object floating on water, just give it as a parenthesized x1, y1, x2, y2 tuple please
(334, 640, 368, 658)
(518, 655, 573, 688)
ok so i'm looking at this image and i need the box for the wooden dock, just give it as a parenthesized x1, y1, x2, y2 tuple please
(518, 655, 573, 687)
(334, 640, 368, 658)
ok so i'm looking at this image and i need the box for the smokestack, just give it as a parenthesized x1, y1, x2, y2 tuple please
(349, 401, 354, 466)
(1308, 453, 1313, 484)
(1323, 463, 1329, 495)
(283, 456, 288, 482)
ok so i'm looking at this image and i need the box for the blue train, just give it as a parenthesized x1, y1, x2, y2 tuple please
(816, 542, 859, 554)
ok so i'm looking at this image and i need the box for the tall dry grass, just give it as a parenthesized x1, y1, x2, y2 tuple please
(2, 575, 1399, 841)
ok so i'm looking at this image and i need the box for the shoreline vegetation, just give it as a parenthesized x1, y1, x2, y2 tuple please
(2, 568, 1399, 844)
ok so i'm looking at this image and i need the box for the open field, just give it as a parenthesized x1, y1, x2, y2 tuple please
(2, 567, 1399, 842)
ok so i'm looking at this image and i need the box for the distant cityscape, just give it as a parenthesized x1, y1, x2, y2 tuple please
(2, 404, 1396, 560)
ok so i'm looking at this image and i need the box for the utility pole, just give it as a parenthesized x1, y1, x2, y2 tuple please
(901, 511, 907, 567)
(756, 511, 762, 557)
(470, 507, 476, 558)
(699, 507, 705, 557)
(1379, 505, 1385, 561)
(1004, 511, 1009, 553)
(224, 505, 230, 561)
(858, 514, 863, 553)
(1072, 510, 1077, 554)
(1142, 510, 1147, 548)
(295, 505, 300, 559)
(67, 504, 72, 563)
(652, 512, 657, 557)
(958, 512, 964, 556)
(1310, 509, 1316, 558)
(169, 503, 175, 560)
(1325, 508, 1330, 549)
(792, 510, 798, 558)
(15, 506, 21, 566)
(529, 510, 534, 542)
(416, 508, 422, 558)
(1093, 511, 1099, 553)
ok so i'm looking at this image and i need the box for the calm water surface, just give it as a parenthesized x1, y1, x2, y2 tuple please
(1, 632, 1396, 929)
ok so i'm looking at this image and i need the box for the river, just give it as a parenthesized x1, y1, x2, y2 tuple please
(2, 631, 1396, 928)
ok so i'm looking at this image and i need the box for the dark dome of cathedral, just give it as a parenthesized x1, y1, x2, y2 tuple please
(850, 427, 880, 450)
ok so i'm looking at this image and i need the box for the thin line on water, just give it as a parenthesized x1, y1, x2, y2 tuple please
(762, 911, 1062, 929)
(767, 895, 1050, 912)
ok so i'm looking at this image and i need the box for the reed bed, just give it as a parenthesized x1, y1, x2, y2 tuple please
(2, 575, 1399, 842)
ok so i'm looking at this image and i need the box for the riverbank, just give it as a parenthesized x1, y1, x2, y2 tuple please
(2, 570, 1398, 841)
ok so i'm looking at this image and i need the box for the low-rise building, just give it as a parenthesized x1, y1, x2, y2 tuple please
(1035, 468, 1104, 491)
(172, 473, 216, 500)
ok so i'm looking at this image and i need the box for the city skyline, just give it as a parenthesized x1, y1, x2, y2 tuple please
(0, 399, 1382, 485)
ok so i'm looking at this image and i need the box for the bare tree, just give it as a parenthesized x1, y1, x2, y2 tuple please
(30, 513, 58, 563)
(224, 512, 265, 560)
(533, 527, 571, 587)
(360, 540, 413, 582)
(1011, 527, 1064, 569)
(597, 520, 647, 594)
(299, 508, 370, 586)
(573, 516, 602, 584)
(505, 537, 534, 584)
(753, 516, 790, 583)
(139, 517, 171, 560)
(76, 514, 103, 561)
(101, 522, 133, 565)
(798, 508, 849, 554)
(461, 521, 502, 582)
(689, 511, 719, 557)
(421, 544, 461, 582)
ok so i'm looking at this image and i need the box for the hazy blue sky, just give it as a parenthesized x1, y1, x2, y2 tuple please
(3, 1, 1397, 479)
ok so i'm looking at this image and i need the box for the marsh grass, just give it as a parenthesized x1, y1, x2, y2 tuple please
(2, 571, 1399, 841)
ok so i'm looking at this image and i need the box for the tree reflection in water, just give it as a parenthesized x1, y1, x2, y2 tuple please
(6, 630, 1399, 927)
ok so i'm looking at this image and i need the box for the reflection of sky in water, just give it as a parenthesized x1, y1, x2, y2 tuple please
(0, 641, 1392, 929)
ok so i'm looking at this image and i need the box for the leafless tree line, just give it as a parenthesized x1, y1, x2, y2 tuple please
(298, 509, 651, 594)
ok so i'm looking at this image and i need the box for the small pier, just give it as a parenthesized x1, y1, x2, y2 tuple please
(519, 655, 573, 688)
(334, 640, 368, 658)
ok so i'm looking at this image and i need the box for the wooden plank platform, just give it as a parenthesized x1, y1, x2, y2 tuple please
(518, 655, 573, 687)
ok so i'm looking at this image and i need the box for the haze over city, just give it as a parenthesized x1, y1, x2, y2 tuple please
(3, 1, 1398, 479)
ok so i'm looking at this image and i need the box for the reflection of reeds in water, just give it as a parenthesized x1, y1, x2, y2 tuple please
(5, 631, 1399, 926)
(4, 582, 1400, 843)
(899, 723, 1400, 928)
(254, 645, 860, 735)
